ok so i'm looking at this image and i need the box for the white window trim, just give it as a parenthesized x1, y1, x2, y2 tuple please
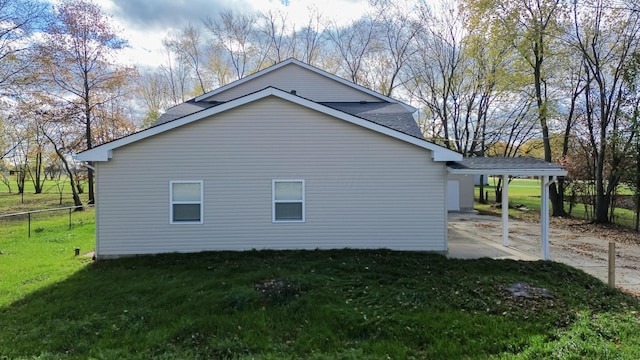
(272, 179, 305, 223)
(170, 180, 204, 224)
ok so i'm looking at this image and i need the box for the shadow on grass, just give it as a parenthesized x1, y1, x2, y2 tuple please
(1, 250, 638, 359)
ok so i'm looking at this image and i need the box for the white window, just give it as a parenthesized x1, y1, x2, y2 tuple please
(170, 181, 203, 224)
(273, 180, 305, 222)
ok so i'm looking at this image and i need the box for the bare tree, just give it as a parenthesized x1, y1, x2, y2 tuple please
(35, 0, 136, 204)
(571, 0, 640, 223)
(204, 10, 268, 79)
(294, 5, 327, 65)
(163, 24, 211, 95)
(369, 0, 421, 97)
(158, 47, 191, 106)
(3, 109, 33, 195)
(136, 69, 172, 128)
(407, 2, 471, 151)
(0, 0, 48, 95)
(259, 9, 295, 64)
(39, 119, 84, 209)
(326, 16, 378, 84)
(462, 0, 569, 215)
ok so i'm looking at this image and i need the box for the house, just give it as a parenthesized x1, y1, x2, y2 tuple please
(77, 59, 568, 260)
(77, 58, 467, 259)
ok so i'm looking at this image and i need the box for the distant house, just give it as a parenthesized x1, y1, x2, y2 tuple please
(77, 59, 470, 258)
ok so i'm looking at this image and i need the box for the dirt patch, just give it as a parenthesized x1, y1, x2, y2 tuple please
(474, 223, 498, 229)
(551, 217, 640, 245)
(254, 278, 303, 303)
(504, 282, 555, 300)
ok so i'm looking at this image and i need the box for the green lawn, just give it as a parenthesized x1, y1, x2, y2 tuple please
(0, 177, 90, 214)
(0, 209, 95, 306)
(475, 178, 638, 228)
(1, 179, 640, 358)
(1, 213, 640, 359)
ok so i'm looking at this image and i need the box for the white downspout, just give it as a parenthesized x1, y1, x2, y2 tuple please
(502, 174, 509, 247)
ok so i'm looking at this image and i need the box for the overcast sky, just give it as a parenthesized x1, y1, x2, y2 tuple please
(91, 0, 372, 68)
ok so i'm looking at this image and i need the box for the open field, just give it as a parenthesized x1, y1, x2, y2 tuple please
(0, 178, 90, 215)
(475, 178, 638, 229)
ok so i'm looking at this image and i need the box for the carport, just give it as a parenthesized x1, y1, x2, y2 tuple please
(447, 157, 568, 260)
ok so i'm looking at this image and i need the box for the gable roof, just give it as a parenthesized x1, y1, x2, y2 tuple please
(195, 58, 417, 112)
(77, 87, 461, 162)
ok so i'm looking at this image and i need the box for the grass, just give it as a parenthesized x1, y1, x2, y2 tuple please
(0, 177, 90, 214)
(0, 209, 95, 306)
(1, 218, 640, 358)
(475, 178, 638, 228)
(1, 179, 640, 358)
(0, 177, 95, 310)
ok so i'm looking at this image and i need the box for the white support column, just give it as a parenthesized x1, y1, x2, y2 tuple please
(502, 174, 509, 247)
(541, 175, 550, 260)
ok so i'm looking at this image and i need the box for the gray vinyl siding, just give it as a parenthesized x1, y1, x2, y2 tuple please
(448, 174, 475, 211)
(95, 96, 447, 257)
(201, 64, 381, 103)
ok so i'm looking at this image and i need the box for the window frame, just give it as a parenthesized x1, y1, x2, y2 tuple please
(169, 180, 204, 224)
(272, 179, 305, 223)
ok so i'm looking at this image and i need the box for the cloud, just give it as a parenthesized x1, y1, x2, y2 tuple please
(94, 0, 372, 68)
(105, 0, 252, 31)
(98, 0, 256, 68)
(105, 0, 371, 32)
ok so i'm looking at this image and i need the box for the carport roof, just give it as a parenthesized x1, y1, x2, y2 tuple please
(447, 157, 567, 176)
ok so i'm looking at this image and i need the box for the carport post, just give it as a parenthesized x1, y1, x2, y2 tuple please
(541, 175, 550, 260)
(502, 174, 509, 247)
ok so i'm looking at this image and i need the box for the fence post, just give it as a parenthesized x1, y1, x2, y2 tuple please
(69, 208, 72, 230)
(28, 212, 31, 238)
(608, 242, 615, 288)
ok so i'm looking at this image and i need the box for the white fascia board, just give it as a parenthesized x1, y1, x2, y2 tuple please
(76, 149, 111, 162)
(447, 168, 567, 176)
(195, 59, 417, 112)
(433, 149, 463, 162)
(77, 87, 459, 162)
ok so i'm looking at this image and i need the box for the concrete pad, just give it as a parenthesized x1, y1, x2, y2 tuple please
(447, 211, 640, 294)
(448, 225, 539, 261)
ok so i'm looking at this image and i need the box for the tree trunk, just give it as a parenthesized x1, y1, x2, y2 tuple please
(533, 40, 566, 217)
(58, 150, 83, 209)
(495, 177, 502, 202)
(549, 184, 565, 216)
(479, 175, 486, 204)
(16, 166, 26, 194)
(32, 151, 44, 194)
(85, 71, 95, 205)
(42, 127, 83, 209)
(636, 143, 640, 231)
(594, 181, 609, 223)
(594, 103, 609, 223)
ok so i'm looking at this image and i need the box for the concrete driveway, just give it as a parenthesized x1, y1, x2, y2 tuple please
(447, 212, 640, 294)
(448, 213, 539, 261)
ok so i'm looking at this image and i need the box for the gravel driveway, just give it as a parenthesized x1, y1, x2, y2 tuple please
(448, 212, 640, 294)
